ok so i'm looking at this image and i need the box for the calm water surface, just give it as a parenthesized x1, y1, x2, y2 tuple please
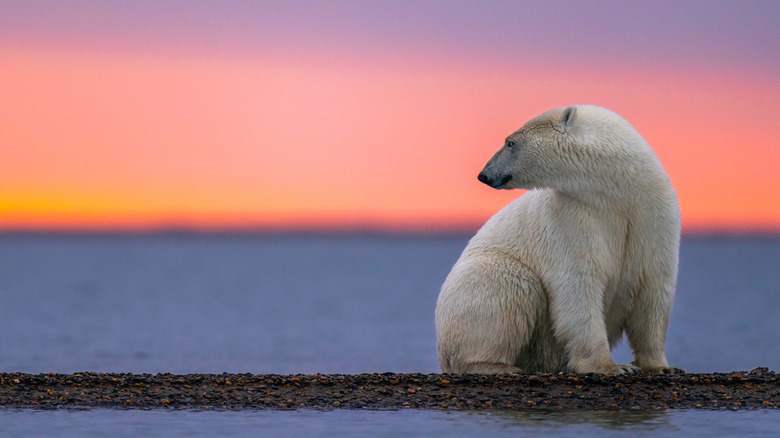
(1, 408, 780, 437)
(1, 233, 779, 435)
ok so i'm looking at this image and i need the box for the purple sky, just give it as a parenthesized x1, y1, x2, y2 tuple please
(1, 1, 778, 74)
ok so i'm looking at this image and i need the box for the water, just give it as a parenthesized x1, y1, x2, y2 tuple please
(1, 233, 779, 435)
(1, 408, 780, 437)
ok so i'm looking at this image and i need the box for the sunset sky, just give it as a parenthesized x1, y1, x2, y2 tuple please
(1, 1, 778, 232)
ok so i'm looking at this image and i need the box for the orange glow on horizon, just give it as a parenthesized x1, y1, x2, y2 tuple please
(1, 45, 779, 233)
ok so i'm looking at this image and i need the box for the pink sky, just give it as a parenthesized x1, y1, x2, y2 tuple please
(1, 1, 778, 232)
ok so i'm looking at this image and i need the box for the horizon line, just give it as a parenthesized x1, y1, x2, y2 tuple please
(1, 224, 779, 239)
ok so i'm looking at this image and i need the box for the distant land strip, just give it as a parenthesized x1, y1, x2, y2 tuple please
(1, 228, 780, 239)
(1, 369, 778, 410)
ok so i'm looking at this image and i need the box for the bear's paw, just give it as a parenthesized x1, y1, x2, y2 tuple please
(641, 366, 685, 375)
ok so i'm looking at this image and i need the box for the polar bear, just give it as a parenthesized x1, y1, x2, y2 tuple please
(435, 105, 682, 375)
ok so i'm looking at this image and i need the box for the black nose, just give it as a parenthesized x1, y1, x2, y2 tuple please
(477, 173, 488, 184)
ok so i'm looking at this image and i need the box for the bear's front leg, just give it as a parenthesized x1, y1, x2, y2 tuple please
(625, 269, 684, 374)
(548, 275, 639, 375)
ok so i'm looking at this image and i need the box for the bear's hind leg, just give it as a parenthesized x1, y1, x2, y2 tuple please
(436, 255, 544, 375)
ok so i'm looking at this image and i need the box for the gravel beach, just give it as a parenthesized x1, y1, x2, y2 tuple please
(1, 369, 777, 410)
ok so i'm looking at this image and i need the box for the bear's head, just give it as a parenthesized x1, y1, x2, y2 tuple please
(477, 105, 650, 195)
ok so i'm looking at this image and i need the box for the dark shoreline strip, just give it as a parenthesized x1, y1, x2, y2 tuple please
(1, 369, 778, 410)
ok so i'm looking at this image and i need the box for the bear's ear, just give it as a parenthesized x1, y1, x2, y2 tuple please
(561, 106, 577, 130)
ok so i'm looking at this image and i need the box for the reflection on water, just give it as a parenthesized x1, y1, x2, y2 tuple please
(454, 409, 673, 431)
(2, 408, 780, 437)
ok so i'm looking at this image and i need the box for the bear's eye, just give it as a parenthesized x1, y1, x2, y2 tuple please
(505, 140, 515, 149)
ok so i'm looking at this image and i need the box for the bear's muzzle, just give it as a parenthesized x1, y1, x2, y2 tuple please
(478, 173, 513, 189)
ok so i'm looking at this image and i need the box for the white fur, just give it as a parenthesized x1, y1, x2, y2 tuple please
(435, 105, 681, 375)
